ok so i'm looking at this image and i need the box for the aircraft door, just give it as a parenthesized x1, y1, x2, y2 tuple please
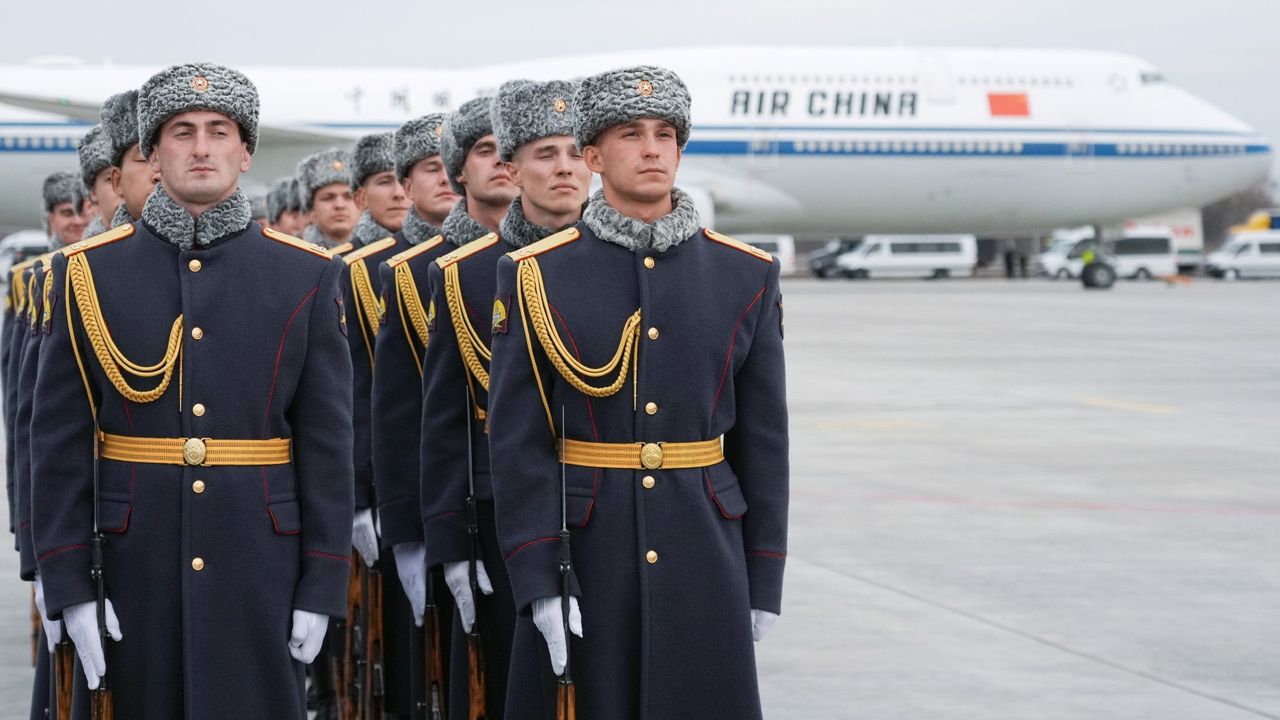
(747, 131, 780, 172)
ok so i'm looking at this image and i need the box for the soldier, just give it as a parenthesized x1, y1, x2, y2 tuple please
(42, 171, 87, 246)
(438, 96, 518, 244)
(350, 132, 410, 248)
(297, 148, 357, 251)
(76, 125, 118, 238)
(488, 66, 789, 720)
(267, 176, 307, 237)
(30, 63, 354, 719)
(372, 112, 457, 718)
(419, 79, 588, 720)
(100, 89, 161, 226)
(249, 192, 269, 228)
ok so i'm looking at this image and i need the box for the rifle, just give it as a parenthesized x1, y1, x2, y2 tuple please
(464, 385, 487, 720)
(90, 423, 112, 720)
(55, 635, 74, 720)
(342, 554, 367, 720)
(422, 574, 446, 720)
(556, 407, 576, 720)
(366, 560, 385, 718)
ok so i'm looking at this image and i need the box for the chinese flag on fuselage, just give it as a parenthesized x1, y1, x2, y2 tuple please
(988, 93, 1030, 117)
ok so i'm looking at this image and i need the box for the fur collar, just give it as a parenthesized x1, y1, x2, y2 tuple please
(110, 202, 134, 229)
(351, 210, 394, 248)
(141, 184, 251, 250)
(498, 196, 570, 249)
(401, 206, 443, 246)
(441, 198, 493, 247)
(581, 187, 700, 253)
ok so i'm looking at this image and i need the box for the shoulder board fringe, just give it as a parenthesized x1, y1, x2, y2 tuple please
(63, 223, 135, 257)
(507, 227, 581, 262)
(387, 236, 445, 268)
(263, 227, 333, 259)
(344, 236, 398, 265)
(705, 229, 773, 263)
(436, 233, 499, 269)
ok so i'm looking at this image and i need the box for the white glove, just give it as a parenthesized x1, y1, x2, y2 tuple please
(532, 595, 583, 675)
(393, 542, 427, 627)
(288, 609, 329, 664)
(352, 508, 379, 567)
(751, 609, 779, 642)
(33, 576, 62, 652)
(63, 599, 123, 690)
(443, 560, 493, 633)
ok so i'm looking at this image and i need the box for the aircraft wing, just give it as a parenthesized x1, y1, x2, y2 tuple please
(0, 90, 348, 145)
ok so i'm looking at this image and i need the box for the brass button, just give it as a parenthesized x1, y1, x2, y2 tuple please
(188, 259, 202, 272)
(645, 550, 658, 564)
(647, 327, 659, 340)
(642, 476, 655, 489)
(183, 438, 207, 466)
(645, 402, 658, 415)
(643, 257, 655, 269)
(191, 326, 204, 340)
(192, 403, 206, 417)
(640, 443, 663, 470)
(192, 480, 206, 494)
(191, 557, 205, 571)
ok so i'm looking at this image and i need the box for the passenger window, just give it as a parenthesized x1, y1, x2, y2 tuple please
(1259, 243, 1280, 255)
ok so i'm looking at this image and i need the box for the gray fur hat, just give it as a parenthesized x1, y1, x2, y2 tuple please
(296, 149, 353, 212)
(491, 79, 579, 162)
(137, 62, 260, 159)
(267, 176, 303, 222)
(100, 90, 141, 167)
(394, 113, 447, 181)
(43, 171, 85, 213)
(76, 124, 112, 189)
(351, 132, 396, 189)
(249, 193, 268, 220)
(574, 65, 691, 150)
(441, 96, 495, 194)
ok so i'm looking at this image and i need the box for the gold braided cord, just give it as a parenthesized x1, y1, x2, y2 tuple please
(516, 257, 641, 398)
(38, 270, 53, 330)
(348, 259, 379, 366)
(394, 263, 429, 375)
(442, 262, 493, 392)
(24, 271, 38, 326)
(515, 268, 555, 436)
(66, 252, 182, 404)
(12, 269, 26, 315)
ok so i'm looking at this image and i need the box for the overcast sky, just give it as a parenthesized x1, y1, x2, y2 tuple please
(7, 0, 1277, 181)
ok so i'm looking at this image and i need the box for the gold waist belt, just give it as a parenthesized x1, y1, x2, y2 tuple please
(559, 438, 723, 471)
(98, 432, 292, 467)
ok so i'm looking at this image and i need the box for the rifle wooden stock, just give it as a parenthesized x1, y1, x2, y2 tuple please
(467, 630, 487, 720)
(55, 639, 75, 720)
(366, 568, 385, 717)
(424, 600, 446, 720)
(90, 688, 112, 720)
(556, 681, 576, 720)
(341, 554, 366, 720)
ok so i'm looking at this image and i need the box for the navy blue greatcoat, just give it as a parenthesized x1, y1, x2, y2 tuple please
(488, 223, 789, 720)
(30, 220, 354, 720)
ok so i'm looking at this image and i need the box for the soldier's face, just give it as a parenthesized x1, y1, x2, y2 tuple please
(508, 136, 591, 221)
(151, 110, 251, 209)
(90, 167, 121, 224)
(584, 119, 681, 205)
(355, 170, 410, 233)
(47, 202, 85, 246)
(112, 144, 161, 219)
(457, 136, 517, 207)
(275, 209, 305, 237)
(402, 156, 457, 225)
(312, 183, 357, 238)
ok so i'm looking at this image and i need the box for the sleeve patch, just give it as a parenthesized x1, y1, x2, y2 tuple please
(336, 296, 348, 337)
(491, 296, 509, 335)
(777, 297, 784, 339)
(427, 297, 437, 333)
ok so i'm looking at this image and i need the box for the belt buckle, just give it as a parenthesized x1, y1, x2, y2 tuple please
(183, 437, 207, 466)
(640, 442, 663, 470)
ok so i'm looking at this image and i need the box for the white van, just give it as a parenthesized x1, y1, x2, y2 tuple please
(1206, 231, 1280, 280)
(738, 234, 797, 276)
(1105, 228, 1178, 279)
(1037, 231, 1096, 279)
(836, 235, 977, 279)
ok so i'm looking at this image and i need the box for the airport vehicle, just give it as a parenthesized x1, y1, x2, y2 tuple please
(809, 237, 862, 278)
(739, 234, 797, 275)
(835, 234, 977, 279)
(0, 229, 49, 287)
(0, 48, 1270, 235)
(1205, 231, 1280, 280)
(1123, 208, 1203, 272)
(1039, 227, 1176, 279)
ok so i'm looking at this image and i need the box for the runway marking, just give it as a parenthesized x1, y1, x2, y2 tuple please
(799, 557, 1280, 720)
(1080, 397, 1180, 415)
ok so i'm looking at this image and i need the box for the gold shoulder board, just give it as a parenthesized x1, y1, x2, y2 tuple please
(387, 236, 445, 268)
(436, 233, 499, 269)
(507, 227, 581, 262)
(63, 223, 136, 258)
(329, 241, 355, 256)
(705, 229, 773, 263)
(263, 226, 333, 259)
(344, 236, 398, 265)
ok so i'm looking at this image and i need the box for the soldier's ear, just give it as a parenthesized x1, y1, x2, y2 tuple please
(505, 161, 522, 189)
(239, 143, 251, 174)
(109, 166, 123, 197)
(583, 145, 605, 175)
(354, 186, 369, 211)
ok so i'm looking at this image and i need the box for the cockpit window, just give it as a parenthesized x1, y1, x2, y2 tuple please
(1140, 71, 1167, 85)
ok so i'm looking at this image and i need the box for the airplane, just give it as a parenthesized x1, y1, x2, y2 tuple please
(0, 47, 1271, 236)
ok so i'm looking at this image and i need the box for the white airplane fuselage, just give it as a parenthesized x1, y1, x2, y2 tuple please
(0, 47, 1271, 235)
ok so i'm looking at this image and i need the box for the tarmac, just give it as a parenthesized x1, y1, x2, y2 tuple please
(0, 276, 1277, 719)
